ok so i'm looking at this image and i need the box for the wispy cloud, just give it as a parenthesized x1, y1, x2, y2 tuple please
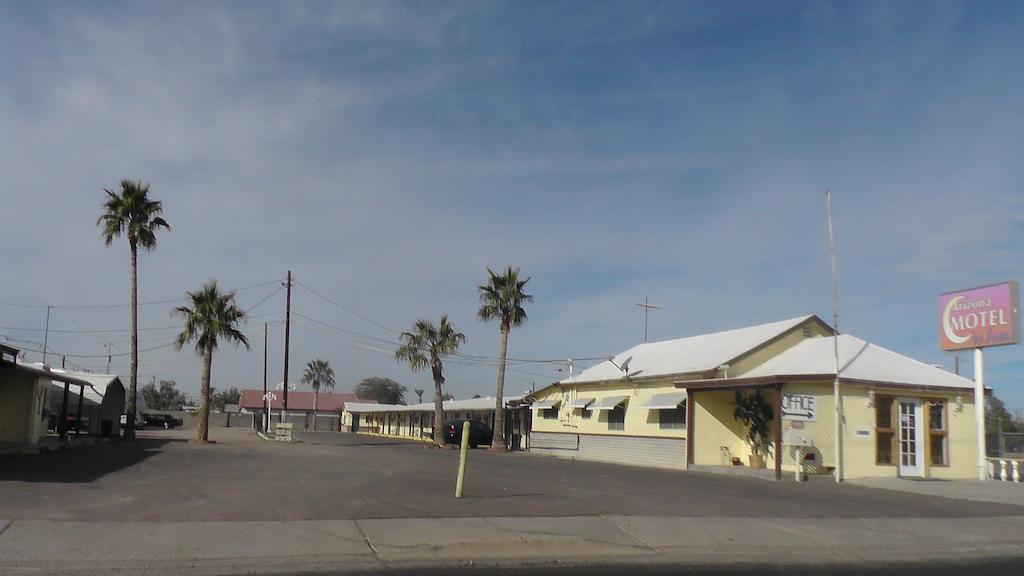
(2, 2, 1022, 404)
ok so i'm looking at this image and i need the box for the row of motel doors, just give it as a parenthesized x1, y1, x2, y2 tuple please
(348, 403, 928, 474)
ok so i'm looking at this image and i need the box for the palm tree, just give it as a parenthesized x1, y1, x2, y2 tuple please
(173, 281, 249, 444)
(414, 388, 424, 404)
(98, 179, 170, 439)
(302, 358, 335, 431)
(394, 316, 465, 446)
(477, 266, 532, 450)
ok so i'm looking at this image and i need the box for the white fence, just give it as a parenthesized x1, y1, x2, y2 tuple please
(987, 458, 1023, 482)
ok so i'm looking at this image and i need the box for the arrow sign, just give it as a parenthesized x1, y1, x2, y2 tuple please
(781, 393, 817, 422)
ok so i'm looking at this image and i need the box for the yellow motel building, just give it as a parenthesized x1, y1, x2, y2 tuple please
(527, 315, 980, 480)
(342, 396, 526, 444)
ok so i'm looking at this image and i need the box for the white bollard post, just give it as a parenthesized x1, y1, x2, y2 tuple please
(1013, 460, 1020, 483)
(794, 447, 802, 482)
(1000, 459, 1009, 481)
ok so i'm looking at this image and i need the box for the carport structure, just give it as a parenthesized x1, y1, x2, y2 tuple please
(1, 344, 123, 445)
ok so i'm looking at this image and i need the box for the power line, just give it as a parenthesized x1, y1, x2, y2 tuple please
(290, 314, 601, 376)
(293, 280, 398, 335)
(0, 278, 283, 310)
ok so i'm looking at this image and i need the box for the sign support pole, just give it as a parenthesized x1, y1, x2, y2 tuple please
(975, 348, 987, 480)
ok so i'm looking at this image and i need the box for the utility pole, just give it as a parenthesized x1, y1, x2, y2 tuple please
(635, 297, 662, 343)
(282, 271, 292, 419)
(826, 190, 843, 483)
(42, 305, 51, 365)
(954, 355, 960, 376)
(263, 322, 268, 432)
(105, 343, 113, 373)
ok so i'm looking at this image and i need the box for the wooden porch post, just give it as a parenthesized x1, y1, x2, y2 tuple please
(686, 389, 695, 467)
(75, 384, 85, 438)
(59, 381, 71, 441)
(774, 383, 783, 480)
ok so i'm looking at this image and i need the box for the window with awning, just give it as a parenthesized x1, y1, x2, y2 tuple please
(530, 399, 561, 420)
(587, 396, 629, 411)
(568, 397, 594, 409)
(638, 392, 687, 430)
(637, 392, 686, 410)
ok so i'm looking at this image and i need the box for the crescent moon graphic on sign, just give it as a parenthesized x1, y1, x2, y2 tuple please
(943, 295, 969, 344)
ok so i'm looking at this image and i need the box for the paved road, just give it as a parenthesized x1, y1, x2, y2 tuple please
(302, 558, 1024, 576)
(1, 427, 1022, 522)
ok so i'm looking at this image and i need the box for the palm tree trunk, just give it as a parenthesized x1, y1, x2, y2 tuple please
(432, 376, 444, 447)
(125, 242, 138, 440)
(313, 389, 318, 431)
(490, 324, 510, 450)
(197, 346, 213, 443)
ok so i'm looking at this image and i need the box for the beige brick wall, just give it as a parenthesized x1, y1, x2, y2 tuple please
(531, 431, 686, 470)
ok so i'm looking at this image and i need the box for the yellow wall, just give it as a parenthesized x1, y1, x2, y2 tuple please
(730, 324, 831, 376)
(691, 390, 748, 465)
(0, 371, 48, 443)
(839, 384, 977, 479)
(530, 378, 686, 439)
(777, 382, 835, 473)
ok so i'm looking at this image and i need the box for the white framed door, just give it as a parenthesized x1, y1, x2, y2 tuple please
(897, 398, 924, 477)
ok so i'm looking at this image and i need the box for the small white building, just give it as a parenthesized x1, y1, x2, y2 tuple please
(1, 344, 124, 444)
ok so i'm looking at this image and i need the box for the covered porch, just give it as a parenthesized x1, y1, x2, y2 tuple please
(682, 382, 787, 480)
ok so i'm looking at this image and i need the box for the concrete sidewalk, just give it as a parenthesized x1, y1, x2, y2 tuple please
(2, 514, 1023, 575)
(848, 477, 1024, 506)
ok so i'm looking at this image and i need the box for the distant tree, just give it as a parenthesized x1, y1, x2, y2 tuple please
(173, 281, 249, 444)
(356, 376, 407, 405)
(414, 388, 424, 403)
(141, 378, 187, 411)
(394, 316, 465, 446)
(440, 392, 455, 401)
(98, 178, 170, 439)
(211, 387, 241, 412)
(472, 394, 481, 399)
(987, 394, 1023, 434)
(477, 265, 532, 450)
(302, 359, 335, 430)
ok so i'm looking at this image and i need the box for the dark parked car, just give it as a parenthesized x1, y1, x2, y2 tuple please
(143, 413, 183, 429)
(442, 419, 492, 448)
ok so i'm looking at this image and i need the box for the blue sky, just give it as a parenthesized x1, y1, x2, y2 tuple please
(1, 1, 1022, 407)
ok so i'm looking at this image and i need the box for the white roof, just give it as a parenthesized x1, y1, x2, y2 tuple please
(345, 394, 525, 414)
(741, 334, 975, 390)
(565, 315, 820, 384)
(530, 399, 559, 410)
(44, 369, 122, 404)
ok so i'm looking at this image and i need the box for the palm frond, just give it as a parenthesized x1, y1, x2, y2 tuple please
(172, 280, 248, 357)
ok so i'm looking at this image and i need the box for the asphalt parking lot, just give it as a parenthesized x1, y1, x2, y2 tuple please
(1, 427, 1021, 522)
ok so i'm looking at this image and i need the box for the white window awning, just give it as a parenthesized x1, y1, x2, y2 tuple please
(569, 397, 595, 409)
(588, 396, 629, 411)
(638, 391, 687, 410)
(530, 400, 560, 410)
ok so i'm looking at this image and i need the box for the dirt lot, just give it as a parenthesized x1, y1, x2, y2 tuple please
(1, 427, 1021, 522)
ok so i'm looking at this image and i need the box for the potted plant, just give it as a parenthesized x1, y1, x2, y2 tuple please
(734, 390, 774, 468)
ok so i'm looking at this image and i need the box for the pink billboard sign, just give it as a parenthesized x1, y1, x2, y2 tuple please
(939, 282, 1020, 351)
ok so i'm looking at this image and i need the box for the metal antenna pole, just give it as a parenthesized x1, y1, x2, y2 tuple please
(826, 190, 843, 483)
(635, 297, 663, 343)
(42, 306, 51, 365)
(282, 271, 292, 419)
(263, 322, 268, 432)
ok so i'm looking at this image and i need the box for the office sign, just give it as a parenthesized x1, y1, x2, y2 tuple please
(939, 282, 1020, 351)
(781, 393, 817, 422)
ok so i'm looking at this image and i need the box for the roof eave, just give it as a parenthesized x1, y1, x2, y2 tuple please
(675, 374, 981, 394)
